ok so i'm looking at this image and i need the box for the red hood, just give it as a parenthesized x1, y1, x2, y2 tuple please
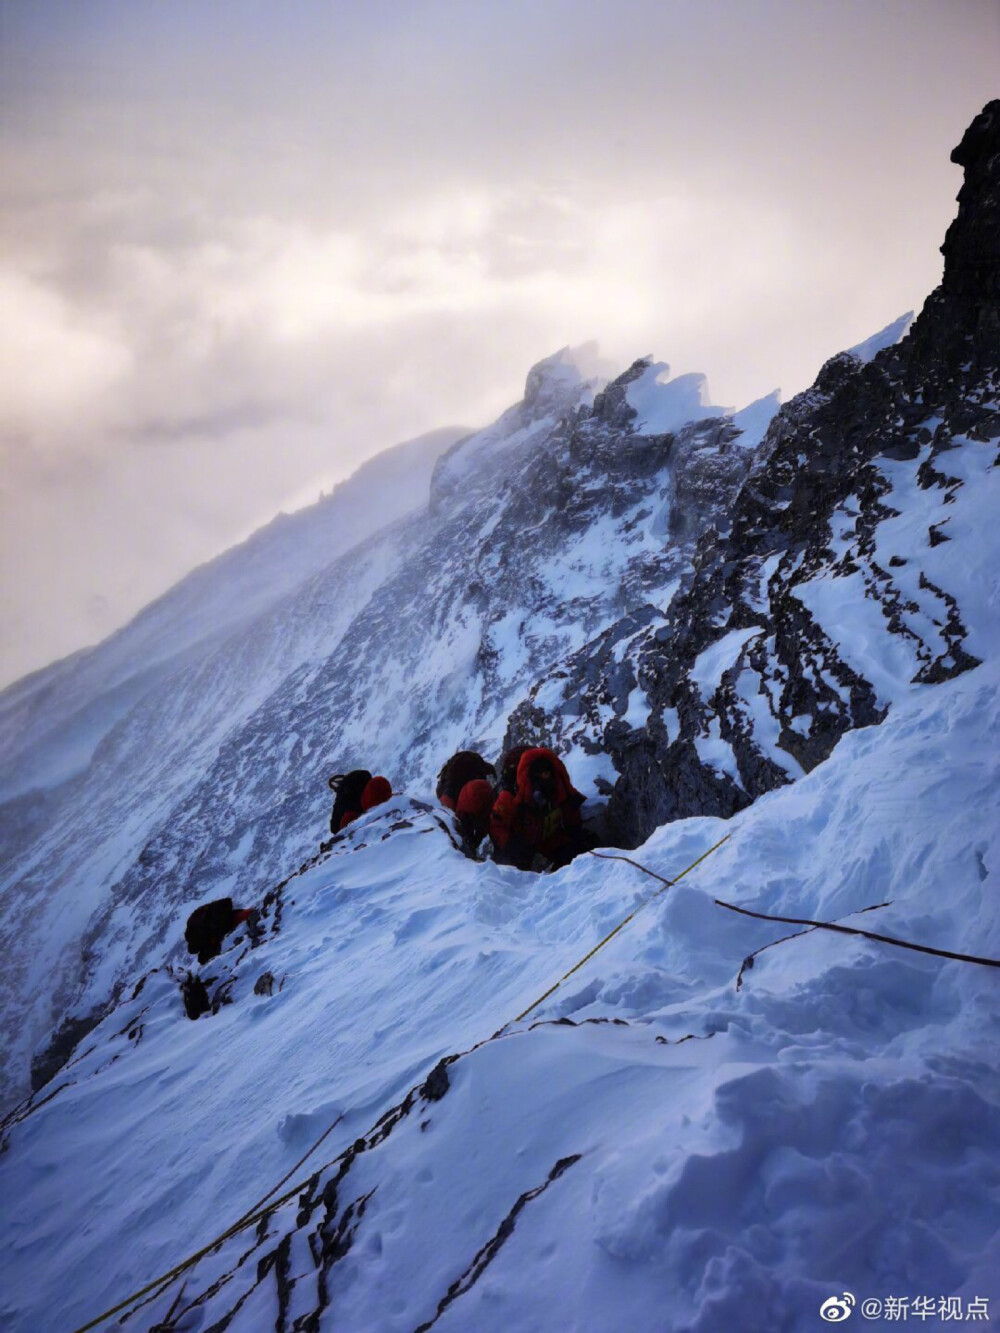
(514, 747, 582, 808)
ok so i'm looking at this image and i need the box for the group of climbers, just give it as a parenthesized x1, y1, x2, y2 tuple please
(437, 744, 596, 871)
(182, 743, 592, 1011)
(321, 744, 595, 869)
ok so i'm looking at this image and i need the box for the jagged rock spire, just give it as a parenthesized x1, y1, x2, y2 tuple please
(908, 98, 1000, 379)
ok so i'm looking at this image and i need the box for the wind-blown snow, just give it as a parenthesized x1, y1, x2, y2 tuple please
(625, 362, 730, 434)
(846, 311, 914, 363)
(431, 343, 613, 501)
(0, 426, 465, 803)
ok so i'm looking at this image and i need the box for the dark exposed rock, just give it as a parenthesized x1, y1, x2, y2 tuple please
(30, 1004, 108, 1092)
(420, 1057, 454, 1102)
(181, 973, 210, 1021)
(516, 99, 1000, 847)
(413, 1154, 583, 1332)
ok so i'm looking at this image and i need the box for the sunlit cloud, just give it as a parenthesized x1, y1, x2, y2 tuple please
(0, 268, 131, 437)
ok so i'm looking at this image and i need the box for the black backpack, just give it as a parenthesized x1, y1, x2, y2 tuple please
(498, 745, 530, 794)
(435, 751, 495, 805)
(185, 897, 236, 965)
(329, 769, 373, 833)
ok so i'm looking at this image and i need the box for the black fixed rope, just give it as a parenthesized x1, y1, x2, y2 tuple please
(734, 900, 892, 989)
(715, 898, 1000, 969)
(594, 847, 1000, 971)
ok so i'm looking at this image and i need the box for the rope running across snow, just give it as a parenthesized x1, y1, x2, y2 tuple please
(511, 834, 732, 1023)
(596, 845, 1000, 971)
(73, 827, 998, 1332)
(71, 832, 732, 1332)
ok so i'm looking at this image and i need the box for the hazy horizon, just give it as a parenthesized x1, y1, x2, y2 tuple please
(1, 0, 998, 688)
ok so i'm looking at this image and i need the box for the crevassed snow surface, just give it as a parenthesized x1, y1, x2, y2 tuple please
(2, 658, 998, 1332)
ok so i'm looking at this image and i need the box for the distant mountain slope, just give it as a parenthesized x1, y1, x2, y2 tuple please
(0, 425, 466, 802)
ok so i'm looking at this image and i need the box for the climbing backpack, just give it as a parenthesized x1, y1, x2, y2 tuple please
(328, 768, 373, 833)
(185, 897, 237, 965)
(436, 751, 496, 807)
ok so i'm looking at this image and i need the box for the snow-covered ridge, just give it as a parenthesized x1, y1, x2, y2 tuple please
(2, 658, 997, 1332)
(429, 342, 615, 510)
(846, 310, 915, 363)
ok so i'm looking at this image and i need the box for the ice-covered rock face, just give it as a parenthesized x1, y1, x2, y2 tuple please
(519, 101, 1000, 847)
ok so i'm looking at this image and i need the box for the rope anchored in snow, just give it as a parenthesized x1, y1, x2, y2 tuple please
(72, 1116, 346, 1333)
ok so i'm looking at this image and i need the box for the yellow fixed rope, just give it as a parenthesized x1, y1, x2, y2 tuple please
(72, 831, 731, 1333)
(513, 833, 731, 1023)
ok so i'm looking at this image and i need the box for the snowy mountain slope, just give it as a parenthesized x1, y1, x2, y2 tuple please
(0, 428, 472, 1110)
(66, 361, 774, 1046)
(1, 656, 997, 1332)
(0, 425, 465, 804)
(0, 337, 774, 1111)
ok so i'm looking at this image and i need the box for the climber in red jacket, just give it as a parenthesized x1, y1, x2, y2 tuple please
(435, 750, 498, 854)
(454, 776, 496, 851)
(490, 747, 591, 871)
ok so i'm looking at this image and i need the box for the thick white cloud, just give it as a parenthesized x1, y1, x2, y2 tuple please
(0, 268, 131, 435)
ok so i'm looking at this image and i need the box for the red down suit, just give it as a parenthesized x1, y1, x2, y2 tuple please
(489, 747, 586, 869)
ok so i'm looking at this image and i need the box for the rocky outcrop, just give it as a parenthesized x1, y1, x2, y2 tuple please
(588, 100, 999, 844)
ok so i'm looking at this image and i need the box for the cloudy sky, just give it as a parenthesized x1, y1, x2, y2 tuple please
(1, 0, 997, 687)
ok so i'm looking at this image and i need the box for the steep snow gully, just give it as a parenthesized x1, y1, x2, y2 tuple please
(1, 102, 999, 1333)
